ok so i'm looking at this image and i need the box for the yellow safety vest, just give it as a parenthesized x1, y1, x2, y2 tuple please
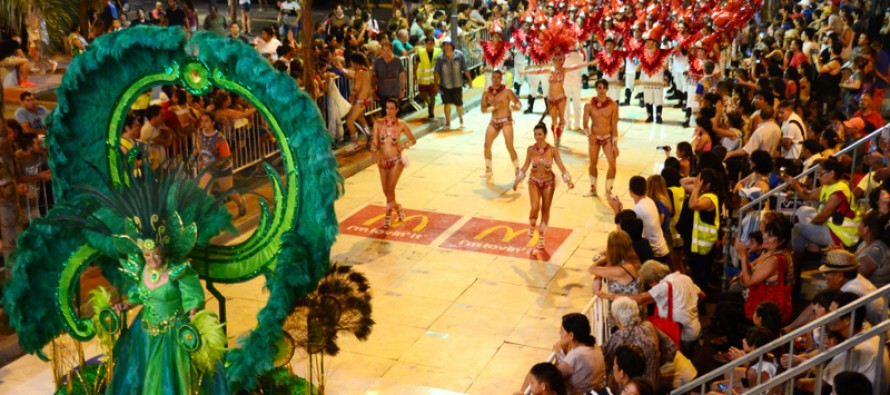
(691, 193, 720, 255)
(668, 186, 686, 247)
(417, 47, 441, 85)
(819, 182, 859, 247)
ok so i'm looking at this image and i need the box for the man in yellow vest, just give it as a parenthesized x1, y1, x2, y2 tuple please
(414, 36, 441, 119)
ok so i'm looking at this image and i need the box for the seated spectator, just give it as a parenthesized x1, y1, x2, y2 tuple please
(692, 117, 715, 154)
(0, 35, 36, 87)
(818, 250, 886, 326)
(599, 260, 703, 350)
(15, 92, 48, 136)
(718, 216, 794, 347)
(732, 149, 772, 209)
(782, 289, 840, 361)
(855, 210, 890, 288)
(602, 297, 677, 386)
(784, 157, 860, 253)
(709, 327, 779, 394)
(663, 142, 695, 177)
(552, 313, 606, 394)
(801, 292, 890, 392)
(832, 371, 873, 395)
(590, 344, 646, 395)
(647, 175, 673, 249)
(519, 363, 567, 395)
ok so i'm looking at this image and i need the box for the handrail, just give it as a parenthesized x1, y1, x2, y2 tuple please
(672, 282, 890, 394)
(745, 320, 890, 395)
(734, 124, 888, 239)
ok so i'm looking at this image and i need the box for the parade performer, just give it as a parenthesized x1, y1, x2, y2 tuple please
(414, 37, 441, 119)
(371, 99, 416, 228)
(511, 16, 532, 98)
(583, 79, 619, 197)
(480, 20, 511, 90)
(623, 25, 644, 106)
(523, 13, 550, 115)
(593, 34, 625, 102)
(480, 69, 522, 179)
(343, 53, 373, 151)
(524, 51, 589, 149)
(563, 45, 585, 131)
(62, 162, 232, 395)
(638, 27, 671, 124)
(513, 122, 574, 250)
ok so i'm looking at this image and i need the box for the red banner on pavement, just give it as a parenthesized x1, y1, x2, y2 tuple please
(439, 217, 572, 259)
(339, 205, 462, 245)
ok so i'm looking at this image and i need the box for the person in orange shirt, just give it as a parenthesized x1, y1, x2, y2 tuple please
(195, 112, 247, 217)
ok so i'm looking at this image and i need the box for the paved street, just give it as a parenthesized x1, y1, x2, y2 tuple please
(0, 81, 695, 393)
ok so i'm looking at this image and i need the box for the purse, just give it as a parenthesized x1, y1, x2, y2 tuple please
(647, 281, 682, 346)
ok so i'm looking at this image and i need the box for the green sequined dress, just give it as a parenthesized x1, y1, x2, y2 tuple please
(106, 262, 229, 394)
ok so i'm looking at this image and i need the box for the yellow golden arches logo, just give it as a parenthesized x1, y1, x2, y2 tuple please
(474, 225, 539, 247)
(363, 214, 430, 232)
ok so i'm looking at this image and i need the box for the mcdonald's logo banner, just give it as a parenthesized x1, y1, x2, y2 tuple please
(440, 218, 572, 259)
(339, 205, 462, 245)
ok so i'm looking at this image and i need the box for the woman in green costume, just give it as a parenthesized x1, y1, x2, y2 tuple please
(106, 237, 229, 394)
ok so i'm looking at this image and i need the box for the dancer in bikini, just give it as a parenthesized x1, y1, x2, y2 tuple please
(371, 99, 416, 228)
(524, 52, 590, 149)
(583, 79, 619, 197)
(513, 122, 574, 250)
(343, 53, 373, 151)
(481, 69, 522, 178)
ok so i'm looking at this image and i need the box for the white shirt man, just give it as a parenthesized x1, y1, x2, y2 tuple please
(647, 272, 702, 341)
(727, 107, 782, 158)
(633, 197, 671, 258)
(780, 107, 805, 160)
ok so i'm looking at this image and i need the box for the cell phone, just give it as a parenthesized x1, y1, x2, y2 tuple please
(719, 383, 728, 391)
(657, 146, 670, 150)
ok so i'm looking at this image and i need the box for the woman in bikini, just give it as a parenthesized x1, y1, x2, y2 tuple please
(513, 122, 574, 250)
(371, 99, 416, 228)
(524, 52, 590, 149)
(341, 53, 373, 151)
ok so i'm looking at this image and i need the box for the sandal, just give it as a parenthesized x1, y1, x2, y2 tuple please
(397, 205, 406, 222)
(528, 226, 535, 237)
(383, 214, 392, 229)
(537, 235, 545, 250)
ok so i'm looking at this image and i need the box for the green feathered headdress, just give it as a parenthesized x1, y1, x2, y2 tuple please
(55, 159, 234, 261)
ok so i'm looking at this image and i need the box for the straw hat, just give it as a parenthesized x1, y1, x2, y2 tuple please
(819, 250, 860, 272)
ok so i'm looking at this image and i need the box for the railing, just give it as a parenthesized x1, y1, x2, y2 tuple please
(522, 290, 610, 394)
(734, 125, 887, 240)
(672, 283, 890, 395)
(459, 27, 490, 72)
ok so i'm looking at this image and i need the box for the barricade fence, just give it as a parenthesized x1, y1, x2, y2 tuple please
(672, 283, 890, 395)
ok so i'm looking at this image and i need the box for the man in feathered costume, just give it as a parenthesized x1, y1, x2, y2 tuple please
(637, 25, 671, 124)
(593, 34, 625, 102)
(480, 20, 511, 89)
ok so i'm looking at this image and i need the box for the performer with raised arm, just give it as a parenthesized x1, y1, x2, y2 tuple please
(371, 99, 417, 229)
(480, 20, 511, 90)
(480, 69, 523, 179)
(638, 26, 671, 124)
(583, 78, 619, 197)
(513, 122, 574, 250)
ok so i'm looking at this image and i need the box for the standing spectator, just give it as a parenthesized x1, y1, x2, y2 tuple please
(434, 39, 471, 129)
(67, 24, 89, 57)
(166, 0, 189, 30)
(203, 6, 227, 36)
(254, 26, 282, 61)
(132, 9, 150, 26)
(414, 37, 440, 119)
(811, 43, 843, 115)
(101, 0, 121, 29)
(778, 100, 805, 160)
(228, 22, 251, 44)
(14, 133, 50, 221)
(26, 6, 56, 75)
(183, 1, 198, 34)
(14, 93, 48, 136)
(608, 176, 671, 264)
(277, 0, 301, 41)
(374, 40, 406, 108)
(870, 39, 889, 112)
(392, 29, 413, 56)
(0, 122, 19, 274)
(238, 0, 251, 34)
(327, 5, 351, 38)
(150, 1, 165, 23)
(139, 105, 172, 169)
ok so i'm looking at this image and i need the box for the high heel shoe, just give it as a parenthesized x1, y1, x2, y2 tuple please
(537, 235, 545, 250)
(397, 205, 406, 222)
(383, 214, 392, 229)
(528, 226, 535, 237)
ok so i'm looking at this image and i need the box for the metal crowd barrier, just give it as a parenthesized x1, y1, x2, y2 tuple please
(459, 27, 489, 72)
(672, 283, 890, 395)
